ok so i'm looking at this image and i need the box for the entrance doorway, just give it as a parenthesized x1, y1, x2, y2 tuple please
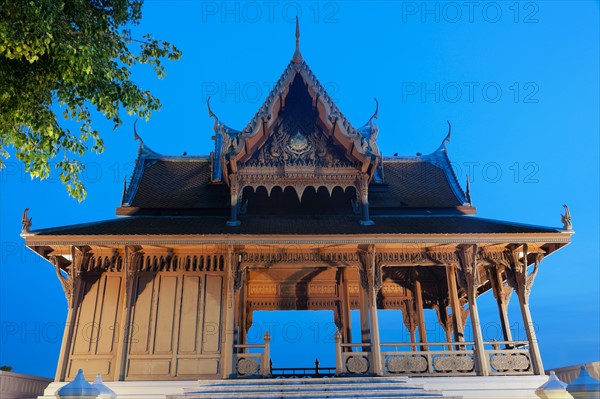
(247, 310, 337, 376)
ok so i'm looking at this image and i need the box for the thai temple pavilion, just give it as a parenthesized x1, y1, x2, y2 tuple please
(23, 20, 572, 387)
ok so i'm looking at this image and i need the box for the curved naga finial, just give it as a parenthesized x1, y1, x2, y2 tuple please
(133, 119, 142, 143)
(207, 96, 219, 133)
(21, 208, 32, 234)
(561, 204, 572, 230)
(133, 119, 144, 154)
(369, 98, 379, 126)
(441, 120, 451, 149)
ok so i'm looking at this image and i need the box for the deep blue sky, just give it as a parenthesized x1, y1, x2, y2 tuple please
(1, 1, 598, 377)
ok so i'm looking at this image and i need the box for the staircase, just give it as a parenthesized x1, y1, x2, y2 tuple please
(167, 377, 463, 399)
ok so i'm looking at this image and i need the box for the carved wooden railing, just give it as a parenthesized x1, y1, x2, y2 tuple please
(484, 340, 533, 375)
(233, 331, 271, 378)
(381, 342, 477, 376)
(335, 332, 373, 375)
(379, 341, 533, 376)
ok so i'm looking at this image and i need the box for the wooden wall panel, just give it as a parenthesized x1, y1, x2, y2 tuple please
(67, 274, 122, 381)
(153, 275, 177, 354)
(72, 277, 100, 354)
(96, 276, 121, 355)
(178, 275, 202, 354)
(129, 273, 155, 355)
(202, 275, 223, 354)
(125, 271, 224, 380)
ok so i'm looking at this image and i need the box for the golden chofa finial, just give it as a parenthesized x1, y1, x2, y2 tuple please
(292, 16, 303, 64)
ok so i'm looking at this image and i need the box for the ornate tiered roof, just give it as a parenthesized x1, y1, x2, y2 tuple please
(26, 19, 568, 236)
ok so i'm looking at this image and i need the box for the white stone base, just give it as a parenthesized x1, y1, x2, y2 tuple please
(416, 375, 549, 398)
(38, 375, 549, 399)
(0, 370, 53, 399)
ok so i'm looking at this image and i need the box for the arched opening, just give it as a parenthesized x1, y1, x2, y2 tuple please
(241, 185, 356, 215)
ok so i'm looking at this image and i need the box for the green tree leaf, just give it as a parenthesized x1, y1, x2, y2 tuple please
(0, 0, 182, 200)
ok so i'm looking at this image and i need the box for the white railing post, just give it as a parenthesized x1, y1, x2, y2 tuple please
(262, 331, 271, 377)
(334, 330, 343, 375)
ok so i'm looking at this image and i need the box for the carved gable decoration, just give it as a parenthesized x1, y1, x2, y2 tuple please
(242, 75, 354, 169)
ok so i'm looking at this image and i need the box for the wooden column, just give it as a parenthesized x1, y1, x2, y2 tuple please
(412, 271, 428, 351)
(359, 246, 382, 375)
(222, 249, 237, 378)
(114, 246, 141, 381)
(446, 264, 465, 345)
(458, 245, 489, 376)
(488, 265, 513, 343)
(338, 267, 352, 347)
(358, 269, 371, 346)
(358, 174, 374, 226)
(226, 175, 241, 226)
(507, 245, 544, 375)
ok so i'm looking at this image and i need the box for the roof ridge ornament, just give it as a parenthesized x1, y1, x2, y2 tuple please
(132, 119, 147, 156)
(561, 204, 572, 230)
(21, 208, 32, 234)
(465, 175, 472, 206)
(292, 16, 303, 64)
(207, 96, 219, 133)
(441, 120, 451, 149)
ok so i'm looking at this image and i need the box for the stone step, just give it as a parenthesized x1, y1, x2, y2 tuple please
(171, 378, 460, 399)
(196, 377, 410, 386)
(170, 391, 456, 399)
(184, 383, 428, 394)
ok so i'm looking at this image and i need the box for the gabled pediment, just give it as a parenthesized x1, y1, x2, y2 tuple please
(209, 22, 380, 184)
(242, 74, 357, 169)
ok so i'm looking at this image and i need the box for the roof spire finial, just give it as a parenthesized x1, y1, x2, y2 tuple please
(292, 16, 303, 64)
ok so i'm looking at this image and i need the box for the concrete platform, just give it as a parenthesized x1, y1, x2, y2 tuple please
(38, 375, 549, 399)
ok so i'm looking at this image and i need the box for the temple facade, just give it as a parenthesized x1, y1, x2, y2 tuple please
(23, 20, 572, 383)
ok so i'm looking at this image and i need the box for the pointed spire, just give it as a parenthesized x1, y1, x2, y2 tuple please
(292, 16, 303, 64)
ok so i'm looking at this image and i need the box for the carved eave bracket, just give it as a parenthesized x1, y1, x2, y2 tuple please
(457, 244, 483, 301)
(50, 246, 92, 308)
(358, 245, 382, 293)
(505, 245, 542, 304)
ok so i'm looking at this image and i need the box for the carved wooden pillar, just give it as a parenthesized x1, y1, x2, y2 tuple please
(487, 264, 514, 344)
(506, 245, 544, 375)
(227, 175, 241, 226)
(114, 246, 142, 380)
(357, 174, 374, 226)
(336, 267, 352, 348)
(359, 246, 382, 375)
(223, 248, 238, 378)
(358, 267, 371, 346)
(445, 264, 465, 345)
(458, 245, 489, 376)
(412, 270, 428, 351)
(54, 246, 89, 381)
